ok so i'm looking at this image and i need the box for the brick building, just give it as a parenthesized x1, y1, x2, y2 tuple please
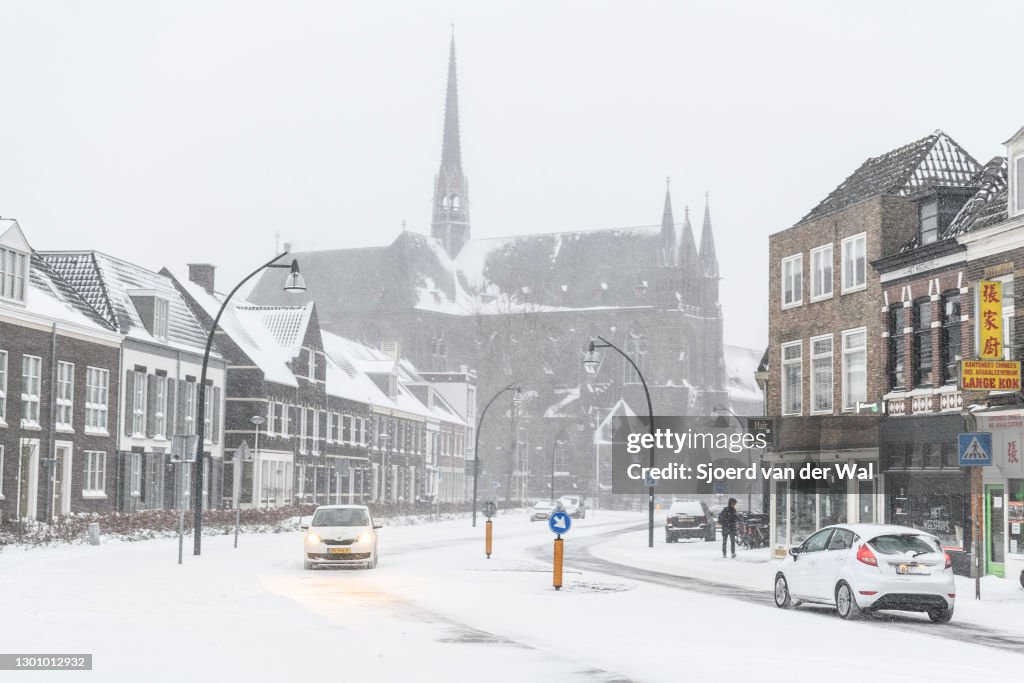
(766, 132, 981, 553)
(1, 221, 121, 523)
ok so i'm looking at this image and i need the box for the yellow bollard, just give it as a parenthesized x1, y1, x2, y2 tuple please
(485, 519, 493, 559)
(553, 537, 564, 590)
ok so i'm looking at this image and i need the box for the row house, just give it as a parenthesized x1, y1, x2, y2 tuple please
(42, 251, 227, 513)
(1, 221, 121, 523)
(766, 131, 982, 556)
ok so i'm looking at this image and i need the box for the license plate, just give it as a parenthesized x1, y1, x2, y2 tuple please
(896, 563, 927, 575)
(328, 547, 351, 555)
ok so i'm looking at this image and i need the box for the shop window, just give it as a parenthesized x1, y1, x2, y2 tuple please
(1009, 479, 1024, 556)
(889, 474, 966, 550)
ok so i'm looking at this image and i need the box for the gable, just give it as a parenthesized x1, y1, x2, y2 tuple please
(0, 219, 31, 253)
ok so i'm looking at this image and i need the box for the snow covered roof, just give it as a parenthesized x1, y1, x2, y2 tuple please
(944, 157, 1008, 238)
(41, 251, 211, 354)
(172, 276, 306, 387)
(799, 131, 981, 224)
(24, 254, 117, 334)
(723, 344, 765, 405)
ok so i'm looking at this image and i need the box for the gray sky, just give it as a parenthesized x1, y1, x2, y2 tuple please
(2, 1, 1022, 349)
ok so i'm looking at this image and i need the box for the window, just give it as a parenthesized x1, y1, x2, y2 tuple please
(266, 401, 277, 436)
(129, 453, 142, 497)
(203, 383, 213, 441)
(841, 233, 866, 293)
(0, 246, 28, 303)
(85, 367, 109, 432)
(781, 341, 802, 415)
(308, 348, 316, 380)
(132, 371, 147, 436)
(184, 381, 196, 434)
(0, 350, 7, 424)
(153, 298, 169, 340)
(56, 361, 74, 430)
(801, 528, 834, 553)
(810, 335, 833, 413)
(889, 307, 906, 390)
(0, 445, 4, 499)
(1001, 277, 1015, 361)
(154, 376, 167, 438)
(913, 298, 932, 387)
(919, 200, 939, 245)
(357, 417, 365, 445)
(940, 293, 961, 384)
(279, 403, 289, 438)
(299, 407, 308, 453)
(311, 409, 320, 454)
(84, 451, 106, 495)
(781, 254, 803, 307)
(810, 245, 833, 301)
(325, 410, 333, 443)
(21, 355, 41, 427)
(1016, 156, 1024, 213)
(623, 325, 648, 384)
(842, 328, 867, 410)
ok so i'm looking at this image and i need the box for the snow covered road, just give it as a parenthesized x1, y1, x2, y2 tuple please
(3, 510, 1023, 682)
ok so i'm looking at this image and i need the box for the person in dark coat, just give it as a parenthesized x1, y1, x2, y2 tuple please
(719, 498, 739, 558)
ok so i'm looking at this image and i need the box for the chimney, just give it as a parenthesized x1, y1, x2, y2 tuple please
(188, 263, 216, 295)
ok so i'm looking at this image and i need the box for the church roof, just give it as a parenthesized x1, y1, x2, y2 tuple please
(799, 131, 981, 224)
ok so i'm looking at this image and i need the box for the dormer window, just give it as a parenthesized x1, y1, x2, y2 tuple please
(919, 199, 938, 245)
(128, 289, 169, 341)
(1015, 155, 1024, 215)
(0, 246, 28, 303)
(153, 298, 169, 340)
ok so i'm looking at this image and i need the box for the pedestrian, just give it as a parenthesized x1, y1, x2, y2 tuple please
(719, 498, 739, 558)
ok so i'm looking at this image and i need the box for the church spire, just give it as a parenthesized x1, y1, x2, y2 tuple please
(659, 177, 676, 267)
(431, 31, 471, 258)
(699, 191, 719, 278)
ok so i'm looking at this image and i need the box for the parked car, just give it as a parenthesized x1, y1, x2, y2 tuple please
(773, 524, 955, 623)
(558, 495, 586, 519)
(665, 501, 716, 542)
(301, 504, 382, 570)
(530, 500, 565, 522)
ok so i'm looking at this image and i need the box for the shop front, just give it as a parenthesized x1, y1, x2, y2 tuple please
(975, 410, 1024, 581)
(768, 416, 881, 557)
(879, 414, 972, 575)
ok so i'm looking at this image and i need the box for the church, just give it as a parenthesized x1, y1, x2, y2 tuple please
(248, 36, 730, 497)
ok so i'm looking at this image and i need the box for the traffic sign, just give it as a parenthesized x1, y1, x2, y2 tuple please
(713, 481, 726, 495)
(548, 510, 572, 535)
(482, 501, 497, 519)
(958, 432, 993, 466)
(643, 472, 657, 487)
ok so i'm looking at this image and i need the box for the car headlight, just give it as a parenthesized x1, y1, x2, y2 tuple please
(356, 532, 373, 544)
(305, 532, 321, 544)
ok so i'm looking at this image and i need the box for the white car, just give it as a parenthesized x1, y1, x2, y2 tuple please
(558, 495, 586, 519)
(773, 524, 955, 622)
(301, 504, 382, 570)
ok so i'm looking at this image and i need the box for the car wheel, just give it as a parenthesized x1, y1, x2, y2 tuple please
(835, 581, 862, 620)
(774, 574, 792, 609)
(928, 605, 953, 623)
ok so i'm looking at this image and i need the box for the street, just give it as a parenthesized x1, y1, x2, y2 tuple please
(3, 511, 1024, 682)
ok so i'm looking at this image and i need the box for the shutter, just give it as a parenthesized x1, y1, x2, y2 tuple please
(212, 386, 221, 444)
(177, 380, 188, 435)
(146, 376, 157, 438)
(123, 371, 135, 437)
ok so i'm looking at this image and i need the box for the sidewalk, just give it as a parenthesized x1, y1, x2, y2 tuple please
(589, 524, 1024, 637)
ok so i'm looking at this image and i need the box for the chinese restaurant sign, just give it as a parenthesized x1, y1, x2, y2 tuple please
(959, 359, 1022, 391)
(977, 279, 1003, 359)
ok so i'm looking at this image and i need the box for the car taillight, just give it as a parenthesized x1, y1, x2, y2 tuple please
(856, 543, 877, 566)
(944, 552, 952, 569)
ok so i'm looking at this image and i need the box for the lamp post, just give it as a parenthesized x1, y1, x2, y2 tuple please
(192, 252, 305, 556)
(550, 419, 585, 502)
(714, 405, 753, 514)
(472, 382, 520, 527)
(584, 336, 655, 548)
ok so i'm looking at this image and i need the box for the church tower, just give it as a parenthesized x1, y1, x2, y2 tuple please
(431, 34, 471, 258)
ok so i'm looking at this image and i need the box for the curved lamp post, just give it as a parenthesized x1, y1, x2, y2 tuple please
(472, 382, 520, 527)
(714, 405, 752, 513)
(550, 419, 585, 501)
(584, 336, 655, 548)
(193, 252, 306, 556)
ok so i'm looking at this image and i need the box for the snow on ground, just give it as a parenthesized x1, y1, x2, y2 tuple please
(591, 516, 1024, 639)
(2, 509, 1023, 682)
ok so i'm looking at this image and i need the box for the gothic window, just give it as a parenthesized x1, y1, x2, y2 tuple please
(623, 324, 648, 385)
(451, 195, 460, 210)
(431, 333, 448, 372)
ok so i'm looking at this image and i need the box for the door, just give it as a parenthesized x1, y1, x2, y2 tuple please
(790, 528, 834, 599)
(818, 528, 855, 601)
(985, 484, 1006, 578)
(857, 479, 875, 523)
(19, 441, 40, 520)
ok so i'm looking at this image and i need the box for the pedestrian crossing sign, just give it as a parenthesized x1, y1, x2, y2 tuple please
(958, 432, 993, 466)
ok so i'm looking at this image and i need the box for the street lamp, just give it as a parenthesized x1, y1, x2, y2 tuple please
(713, 405, 753, 514)
(472, 383, 520, 527)
(584, 336, 656, 548)
(192, 252, 305, 556)
(550, 419, 585, 501)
